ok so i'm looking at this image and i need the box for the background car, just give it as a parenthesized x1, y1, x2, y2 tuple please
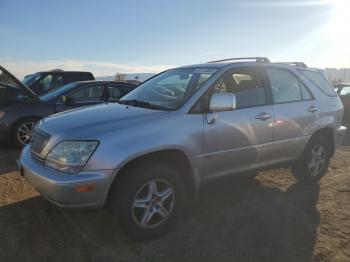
(334, 83, 350, 125)
(23, 69, 95, 95)
(0, 66, 136, 147)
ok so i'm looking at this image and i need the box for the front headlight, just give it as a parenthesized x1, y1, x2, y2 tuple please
(45, 141, 99, 174)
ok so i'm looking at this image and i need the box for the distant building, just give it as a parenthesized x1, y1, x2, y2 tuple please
(325, 68, 350, 83)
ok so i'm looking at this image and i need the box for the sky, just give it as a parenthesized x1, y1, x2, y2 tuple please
(0, 0, 349, 78)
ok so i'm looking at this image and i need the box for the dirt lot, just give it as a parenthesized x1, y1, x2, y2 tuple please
(0, 142, 349, 262)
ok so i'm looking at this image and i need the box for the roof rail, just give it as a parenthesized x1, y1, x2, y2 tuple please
(207, 57, 270, 64)
(50, 69, 64, 72)
(275, 62, 307, 68)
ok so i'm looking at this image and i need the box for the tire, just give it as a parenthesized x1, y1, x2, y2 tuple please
(292, 135, 331, 183)
(12, 117, 39, 148)
(109, 161, 186, 241)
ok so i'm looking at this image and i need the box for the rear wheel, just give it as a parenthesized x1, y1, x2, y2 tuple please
(12, 117, 38, 148)
(293, 135, 331, 183)
(109, 162, 185, 241)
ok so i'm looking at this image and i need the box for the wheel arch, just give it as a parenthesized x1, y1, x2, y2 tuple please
(11, 116, 42, 145)
(107, 149, 197, 203)
(311, 126, 335, 156)
(11, 115, 42, 132)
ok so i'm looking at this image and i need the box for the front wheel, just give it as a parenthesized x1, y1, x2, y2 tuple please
(109, 162, 185, 241)
(293, 135, 331, 183)
(12, 118, 38, 148)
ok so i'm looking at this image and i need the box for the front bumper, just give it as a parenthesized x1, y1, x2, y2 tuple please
(19, 145, 117, 208)
(336, 125, 347, 146)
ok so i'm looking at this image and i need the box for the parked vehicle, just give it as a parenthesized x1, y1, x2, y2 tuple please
(23, 69, 95, 95)
(0, 66, 136, 147)
(19, 57, 347, 241)
(334, 83, 350, 125)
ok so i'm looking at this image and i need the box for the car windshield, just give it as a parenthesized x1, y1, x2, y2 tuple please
(39, 82, 80, 102)
(119, 67, 217, 110)
(23, 73, 41, 86)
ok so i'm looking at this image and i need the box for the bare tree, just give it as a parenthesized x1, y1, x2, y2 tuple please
(115, 72, 126, 81)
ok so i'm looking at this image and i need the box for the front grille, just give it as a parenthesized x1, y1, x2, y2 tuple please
(30, 129, 50, 154)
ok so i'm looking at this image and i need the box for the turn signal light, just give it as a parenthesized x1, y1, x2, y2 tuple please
(75, 185, 96, 193)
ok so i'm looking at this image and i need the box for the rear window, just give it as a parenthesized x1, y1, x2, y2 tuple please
(298, 69, 337, 97)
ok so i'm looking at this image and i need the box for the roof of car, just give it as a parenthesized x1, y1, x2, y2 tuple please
(174, 57, 311, 71)
(72, 80, 137, 86)
(37, 70, 93, 74)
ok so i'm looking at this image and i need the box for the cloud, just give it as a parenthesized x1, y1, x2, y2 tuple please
(0, 58, 175, 79)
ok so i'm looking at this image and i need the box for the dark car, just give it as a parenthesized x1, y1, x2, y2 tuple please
(23, 69, 95, 95)
(0, 66, 136, 147)
(334, 83, 350, 125)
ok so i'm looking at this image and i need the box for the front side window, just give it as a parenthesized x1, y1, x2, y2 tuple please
(120, 68, 217, 110)
(67, 84, 105, 102)
(214, 67, 266, 108)
(266, 68, 305, 104)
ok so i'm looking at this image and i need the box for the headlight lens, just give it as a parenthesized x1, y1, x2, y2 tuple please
(45, 141, 99, 173)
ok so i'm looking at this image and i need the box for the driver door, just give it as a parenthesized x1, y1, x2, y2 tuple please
(202, 66, 275, 179)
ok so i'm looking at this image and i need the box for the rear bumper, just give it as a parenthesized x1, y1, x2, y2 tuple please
(336, 125, 347, 146)
(19, 145, 116, 209)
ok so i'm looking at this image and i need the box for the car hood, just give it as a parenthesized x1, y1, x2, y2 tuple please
(0, 65, 37, 98)
(38, 103, 170, 138)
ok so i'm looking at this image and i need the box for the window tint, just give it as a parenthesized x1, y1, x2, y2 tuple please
(298, 69, 337, 96)
(68, 84, 105, 102)
(108, 84, 133, 100)
(39, 74, 65, 92)
(266, 68, 303, 103)
(340, 86, 350, 95)
(214, 67, 265, 108)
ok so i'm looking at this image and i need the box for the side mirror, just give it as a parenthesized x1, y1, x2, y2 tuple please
(209, 93, 236, 112)
(61, 96, 70, 103)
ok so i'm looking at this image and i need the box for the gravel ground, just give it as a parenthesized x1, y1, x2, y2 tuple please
(0, 143, 349, 262)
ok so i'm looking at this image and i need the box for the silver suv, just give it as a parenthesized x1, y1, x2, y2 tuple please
(19, 57, 347, 240)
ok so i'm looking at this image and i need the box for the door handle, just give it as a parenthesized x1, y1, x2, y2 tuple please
(255, 112, 272, 121)
(307, 105, 319, 113)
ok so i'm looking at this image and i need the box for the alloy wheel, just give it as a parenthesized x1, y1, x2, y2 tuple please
(132, 179, 175, 229)
(16, 121, 35, 145)
(308, 144, 326, 176)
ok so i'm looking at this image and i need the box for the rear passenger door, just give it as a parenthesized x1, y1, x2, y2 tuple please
(55, 83, 107, 112)
(202, 66, 275, 179)
(264, 67, 321, 161)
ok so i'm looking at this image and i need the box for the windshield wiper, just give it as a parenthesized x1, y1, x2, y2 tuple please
(118, 99, 173, 111)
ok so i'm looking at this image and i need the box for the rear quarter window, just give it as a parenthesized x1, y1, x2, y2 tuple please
(298, 69, 337, 97)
